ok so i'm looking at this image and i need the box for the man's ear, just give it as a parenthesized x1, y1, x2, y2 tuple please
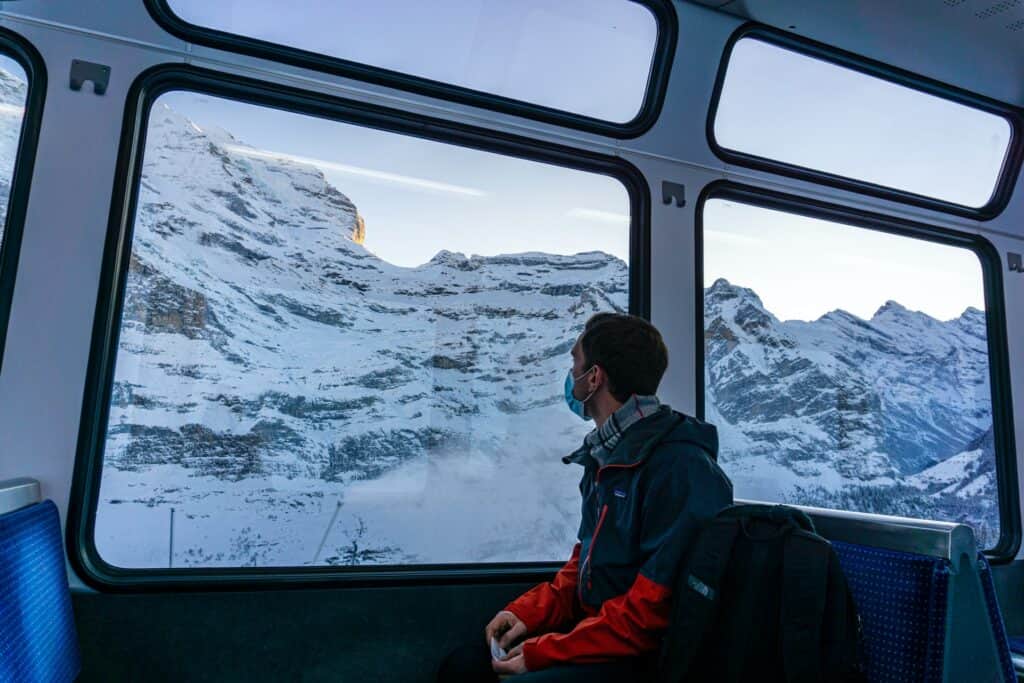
(594, 365, 617, 399)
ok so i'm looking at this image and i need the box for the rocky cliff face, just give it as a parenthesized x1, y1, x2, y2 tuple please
(110, 104, 629, 484)
(352, 214, 365, 245)
(705, 277, 996, 545)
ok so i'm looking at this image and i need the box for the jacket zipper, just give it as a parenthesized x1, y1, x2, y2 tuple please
(579, 463, 638, 603)
(579, 503, 609, 601)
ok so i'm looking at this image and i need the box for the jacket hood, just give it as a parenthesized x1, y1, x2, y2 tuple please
(660, 409, 719, 459)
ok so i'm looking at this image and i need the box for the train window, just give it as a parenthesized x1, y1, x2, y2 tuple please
(0, 56, 27, 248)
(711, 35, 1016, 213)
(151, 0, 667, 131)
(702, 194, 1006, 548)
(91, 87, 634, 569)
(0, 47, 35, 371)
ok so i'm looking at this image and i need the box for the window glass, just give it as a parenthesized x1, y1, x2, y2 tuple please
(0, 55, 28, 254)
(703, 198, 998, 547)
(164, 0, 659, 124)
(713, 38, 1013, 208)
(94, 90, 630, 568)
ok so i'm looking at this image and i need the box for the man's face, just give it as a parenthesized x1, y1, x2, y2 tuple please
(570, 337, 599, 402)
(570, 338, 586, 378)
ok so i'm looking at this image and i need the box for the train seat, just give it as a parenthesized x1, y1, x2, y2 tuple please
(0, 479, 81, 683)
(783, 503, 1017, 683)
(833, 542, 950, 681)
(833, 542, 1013, 682)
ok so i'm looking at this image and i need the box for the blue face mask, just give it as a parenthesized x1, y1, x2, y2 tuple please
(564, 366, 596, 421)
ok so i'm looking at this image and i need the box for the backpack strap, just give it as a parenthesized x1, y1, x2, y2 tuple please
(780, 530, 831, 683)
(659, 517, 740, 683)
(714, 520, 780, 683)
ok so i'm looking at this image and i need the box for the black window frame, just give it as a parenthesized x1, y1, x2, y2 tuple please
(0, 28, 47, 373)
(706, 24, 1024, 221)
(68, 63, 651, 592)
(143, 0, 677, 139)
(694, 180, 1021, 562)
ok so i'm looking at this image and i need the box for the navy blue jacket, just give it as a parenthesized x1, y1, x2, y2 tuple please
(507, 406, 734, 669)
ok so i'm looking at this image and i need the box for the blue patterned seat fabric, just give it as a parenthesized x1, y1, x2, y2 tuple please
(834, 541, 1016, 683)
(832, 541, 950, 683)
(0, 500, 81, 683)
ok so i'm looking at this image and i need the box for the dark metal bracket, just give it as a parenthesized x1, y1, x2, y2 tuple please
(1009, 252, 1023, 273)
(662, 181, 686, 207)
(69, 59, 110, 95)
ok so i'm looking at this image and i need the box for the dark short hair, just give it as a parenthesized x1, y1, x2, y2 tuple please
(579, 313, 668, 402)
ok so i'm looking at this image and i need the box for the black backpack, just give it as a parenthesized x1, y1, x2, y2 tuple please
(657, 504, 866, 683)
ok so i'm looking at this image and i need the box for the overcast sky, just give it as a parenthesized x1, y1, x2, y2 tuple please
(703, 200, 984, 322)
(157, 2, 996, 322)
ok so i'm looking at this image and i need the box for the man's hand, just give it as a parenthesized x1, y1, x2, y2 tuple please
(492, 642, 529, 675)
(484, 610, 527, 651)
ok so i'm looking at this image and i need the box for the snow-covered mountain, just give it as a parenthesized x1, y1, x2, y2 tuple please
(0, 66, 26, 241)
(93, 99, 999, 567)
(97, 102, 628, 567)
(705, 278, 997, 545)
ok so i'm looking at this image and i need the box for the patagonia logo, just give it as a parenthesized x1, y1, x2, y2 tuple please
(613, 488, 627, 499)
(687, 574, 715, 601)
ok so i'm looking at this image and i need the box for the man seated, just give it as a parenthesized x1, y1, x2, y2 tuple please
(437, 313, 734, 682)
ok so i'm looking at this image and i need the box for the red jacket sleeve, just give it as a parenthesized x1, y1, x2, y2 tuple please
(520, 442, 732, 671)
(520, 572, 671, 670)
(503, 543, 582, 634)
